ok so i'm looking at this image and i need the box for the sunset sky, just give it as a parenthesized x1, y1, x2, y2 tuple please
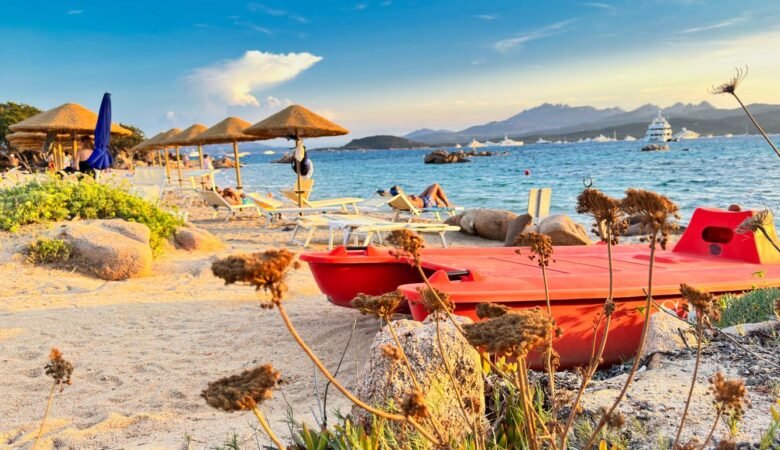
(2, 0, 780, 145)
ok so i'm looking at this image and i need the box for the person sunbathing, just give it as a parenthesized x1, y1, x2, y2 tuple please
(381, 183, 453, 208)
(216, 187, 243, 205)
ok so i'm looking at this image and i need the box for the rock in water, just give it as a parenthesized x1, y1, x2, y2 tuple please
(62, 222, 152, 280)
(504, 214, 534, 246)
(538, 215, 592, 245)
(174, 226, 223, 252)
(353, 315, 483, 443)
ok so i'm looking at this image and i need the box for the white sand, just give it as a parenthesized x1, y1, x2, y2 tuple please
(0, 196, 494, 449)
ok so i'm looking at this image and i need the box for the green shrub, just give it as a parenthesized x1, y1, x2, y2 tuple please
(26, 238, 72, 264)
(717, 288, 780, 328)
(0, 177, 182, 254)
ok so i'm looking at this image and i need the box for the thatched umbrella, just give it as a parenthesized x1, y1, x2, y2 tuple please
(193, 117, 257, 189)
(9, 103, 131, 166)
(132, 128, 181, 182)
(243, 105, 348, 206)
(158, 124, 208, 186)
(7, 131, 80, 169)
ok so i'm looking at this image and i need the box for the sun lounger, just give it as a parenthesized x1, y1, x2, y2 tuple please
(387, 193, 462, 222)
(280, 178, 314, 203)
(198, 190, 261, 221)
(130, 167, 167, 205)
(290, 213, 460, 249)
(527, 187, 552, 224)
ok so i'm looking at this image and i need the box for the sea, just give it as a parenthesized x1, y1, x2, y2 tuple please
(208, 135, 780, 225)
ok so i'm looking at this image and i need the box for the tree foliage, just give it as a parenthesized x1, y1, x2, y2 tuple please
(0, 102, 42, 149)
(111, 123, 145, 153)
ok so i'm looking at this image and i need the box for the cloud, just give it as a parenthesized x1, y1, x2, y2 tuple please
(186, 51, 323, 106)
(580, 2, 616, 13)
(679, 15, 748, 34)
(248, 3, 308, 23)
(232, 20, 273, 35)
(315, 109, 336, 121)
(476, 14, 498, 20)
(381, 1, 392, 6)
(353, 3, 368, 10)
(265, 96, 292, 109)
(67, 9, 83, 15)
(164, 111, 176, 121)
(493, 19, 576, 53)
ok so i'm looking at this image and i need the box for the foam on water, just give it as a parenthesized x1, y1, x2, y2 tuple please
(209, 135, 780, 223)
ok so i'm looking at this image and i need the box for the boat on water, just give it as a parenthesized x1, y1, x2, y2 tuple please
(724, 133, 734, 138)
(672, 127, 700, 141)
(498, 135, 524, 147)
(263, 150, 275, 155)
(467, 139, 486, 149)
(484, 140, 499, 147)
(455, 144, 462, 149)
(592, 134, 611, 143)
(645, 111, 673, 143)
(624, 135, 637, 142)
(535, 138, 551, 144)
(300, 207, 780, 368)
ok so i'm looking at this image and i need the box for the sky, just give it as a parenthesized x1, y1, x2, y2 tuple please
(2, 0, 780, 146)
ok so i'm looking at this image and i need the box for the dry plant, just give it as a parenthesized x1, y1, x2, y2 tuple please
(736, 210, 780, 254)
(32, 348, 74, 450)
(515, 231, 560, 441)
(583, 189, 680, 449)
(701, 372, 748, 448)
(201, 364, 284, 448)
(561, 188, 626, 447)
(710, 67, 780, 159)
(672, 285, 722, 448)
(211, 249, 443, 445)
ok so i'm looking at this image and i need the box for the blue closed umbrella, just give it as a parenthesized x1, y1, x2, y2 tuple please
(87, 92, 114, 170)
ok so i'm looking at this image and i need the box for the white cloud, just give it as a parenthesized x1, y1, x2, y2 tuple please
(67, 9, 83, 15)
(248, 3, 308, 23)
(493, 20, 576, 53)
(265, 96, 292, 109)
(187, 51, 323, 106)
(164, 111, 176, 120)
(232, 20, 273, 35)
(381, 1, 392, 6)
(679, 15, 748, 34)
(353, 3, 368, 10)
(580, 2, 615, 12)
(476, 14, 498, 20)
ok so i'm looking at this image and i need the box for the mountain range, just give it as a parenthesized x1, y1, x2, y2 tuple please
(404, 102, 780, 144)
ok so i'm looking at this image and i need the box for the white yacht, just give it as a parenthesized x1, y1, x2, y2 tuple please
(536, 138, 551, 144)
(455, 144, 462, 149)
(484, 140, 499, 147)
(623, 135, 637, 142)
(644, 111, 673, 142)
(467, 139, 486, 149)
(498, 135, 524, 147)
(672, 127, 700, 140)
(723, 133, 734, 138)
(592, 134, 611, 143)
(263, 150, 275, 155)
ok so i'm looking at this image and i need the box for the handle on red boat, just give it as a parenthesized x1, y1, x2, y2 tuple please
(446, 270, 470, 280)
(345, 246, 368, 251)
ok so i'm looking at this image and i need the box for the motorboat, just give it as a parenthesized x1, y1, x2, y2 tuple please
(301, 208, 780, 367)
(645, 111, 673, 142)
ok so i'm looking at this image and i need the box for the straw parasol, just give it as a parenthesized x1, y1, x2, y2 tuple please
(9, 103, 131, 169)
(158, 124, 209, 186)
(243, 105, 349, 206)
(7, 132, 80, 169)
(133, 128, 181, 181)
(194, 117, 258, 189)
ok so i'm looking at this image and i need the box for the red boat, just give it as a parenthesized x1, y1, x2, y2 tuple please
(300, 208, 780, 367)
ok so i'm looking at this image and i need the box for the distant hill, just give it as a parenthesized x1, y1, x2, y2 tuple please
(403, 101, 780, 145)
(342, 135, 427, 150)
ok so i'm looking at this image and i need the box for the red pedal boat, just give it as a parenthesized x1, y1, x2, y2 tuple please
(300, 208, 780, 367)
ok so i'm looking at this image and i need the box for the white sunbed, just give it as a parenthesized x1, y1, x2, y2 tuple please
(130, 167, 167, 205)
(245, 193, 364, 221)
(290, 213, 461, 249)
(198, 190, 261, 221)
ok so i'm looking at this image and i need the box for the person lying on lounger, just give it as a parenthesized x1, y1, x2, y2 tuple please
(378, 183, 453, 208)
(216, 187, 251, 206)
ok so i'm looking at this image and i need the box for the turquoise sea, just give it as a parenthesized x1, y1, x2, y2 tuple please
(209, 135, 780, 224)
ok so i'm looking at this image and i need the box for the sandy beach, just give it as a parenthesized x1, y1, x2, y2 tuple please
(0, 193, 498, 449)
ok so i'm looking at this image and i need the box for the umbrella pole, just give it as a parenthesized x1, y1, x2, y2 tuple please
(232, 141, 242, 189)
(295, 137, 303, 208)
(72, 133, 78, 171)
(175, 146, 183, 186)
(163, 148, 171, 183)
(57, 143, 63, 171)
(197, 144, 206, 190)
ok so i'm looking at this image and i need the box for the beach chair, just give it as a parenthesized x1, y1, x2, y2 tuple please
(290, 213, 460, 249)
(244, 193, 362, 222)
(198, 190, 261, 221)
(387, 193, 462, 222)
(527, 187, 552, 225)
(281, 178, 314, 203)
(130, 167, 167, 205)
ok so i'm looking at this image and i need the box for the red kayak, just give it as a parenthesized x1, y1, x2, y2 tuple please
(300, 208, 780, 367)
